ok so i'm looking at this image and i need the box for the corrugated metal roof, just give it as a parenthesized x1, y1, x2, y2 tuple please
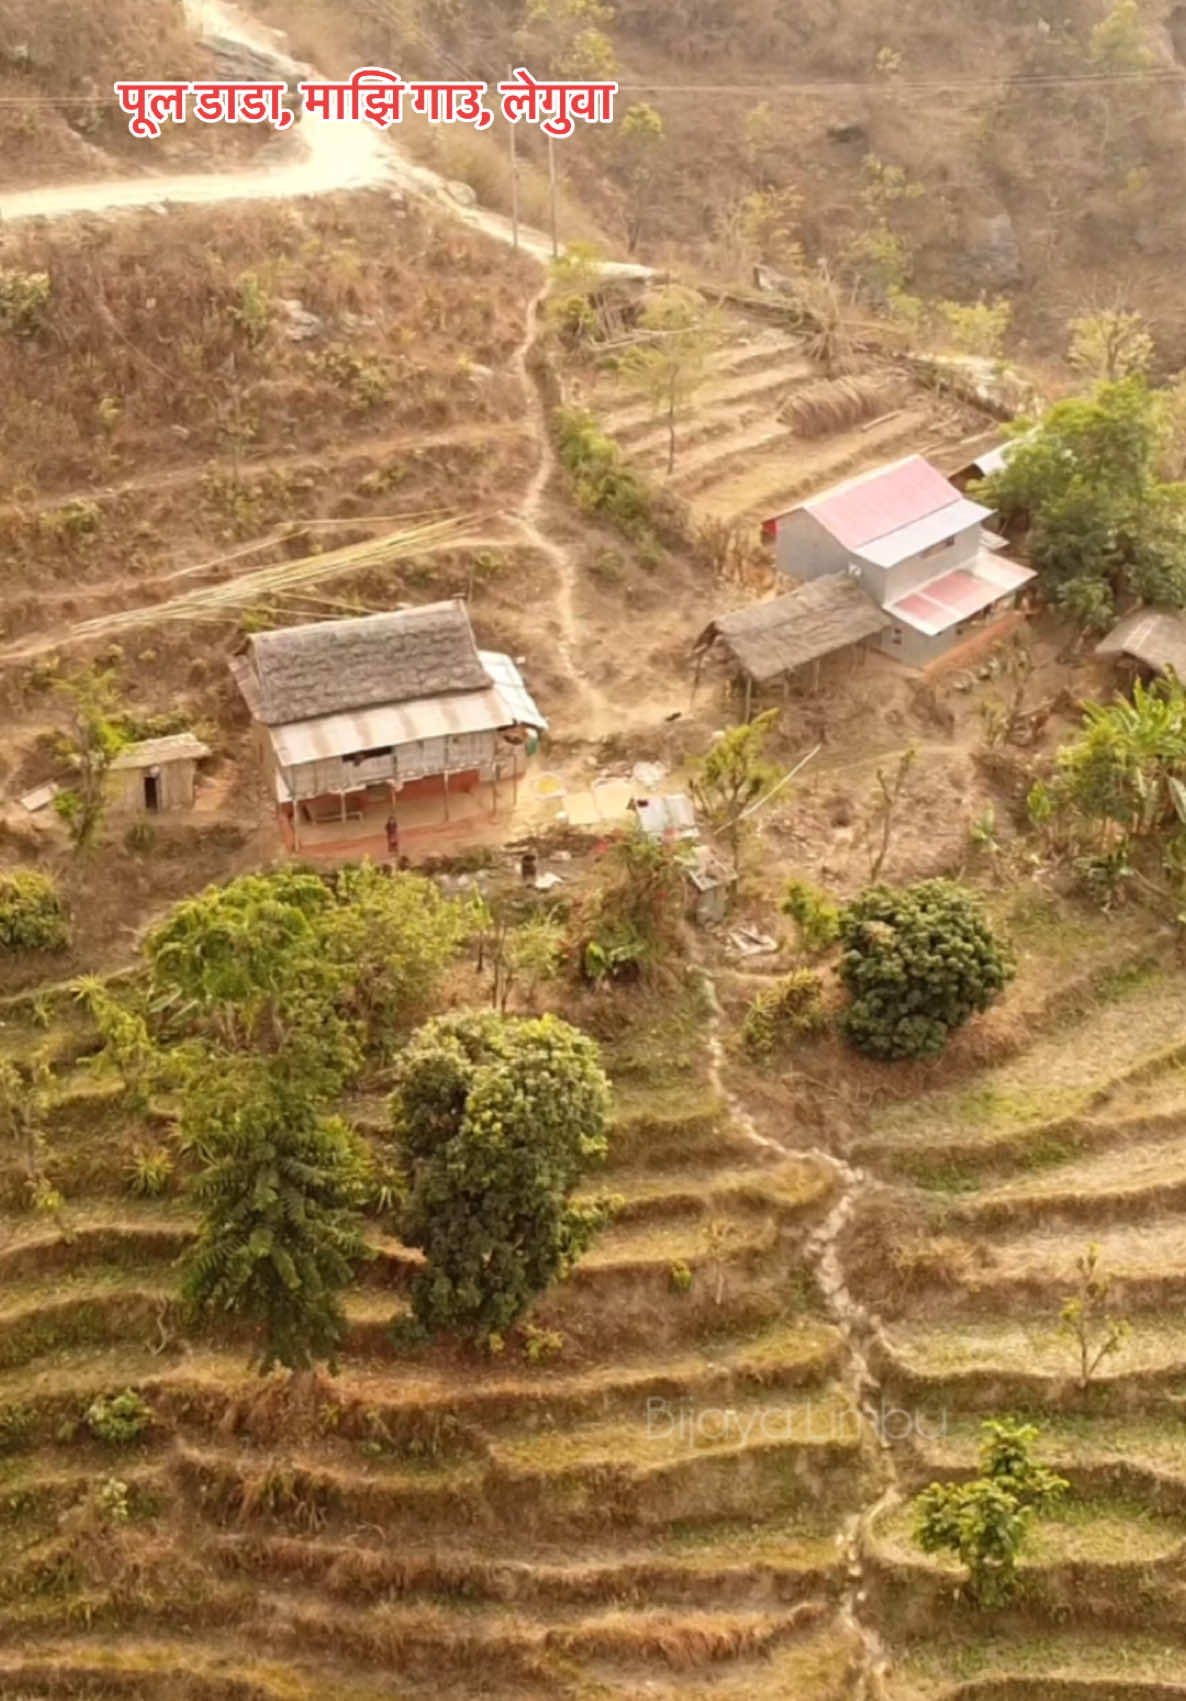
(479, 651, 548, 732)
(854, 499, 992, 568)
(631, 793, 699, 839)
(803, 455, 964, 551)
(110, 733, 211, 770)
(268, 685, 513, 768)
(887, 552, 1034, 637)
(265, 654, 545, 769)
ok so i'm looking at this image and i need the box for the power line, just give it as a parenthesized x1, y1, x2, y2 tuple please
(1, 61, 1184, 107)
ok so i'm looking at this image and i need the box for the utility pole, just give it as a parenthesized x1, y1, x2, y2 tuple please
(508, 67, 520, 252)
(547, 134, 558, 258)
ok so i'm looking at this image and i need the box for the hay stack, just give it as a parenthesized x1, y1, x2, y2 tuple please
(777, 375, 907, 438)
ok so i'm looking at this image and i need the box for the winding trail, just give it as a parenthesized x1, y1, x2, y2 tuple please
(694, 953, 898, 1698)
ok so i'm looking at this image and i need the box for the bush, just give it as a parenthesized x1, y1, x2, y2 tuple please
(782, 879, 842, 956)
(838, 880, 1014, 1061)
(85, 1389, 152, 1445)
(0, 871, 71, 953)
(0, 269, 51, 336)
(742, 970, 829, 1058)
(555, 407, 652, 536)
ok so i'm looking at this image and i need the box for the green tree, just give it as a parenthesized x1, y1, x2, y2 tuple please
(322, 864, 464, 1057)
(52, 668, 127, 849)
(181, 1057, 371, 1372)
(1068, 307, 1154, 383)
(690, 710, 780, 870)
(939, 297, 1012, 360)
(145, 868, 351, 1086)
(620, 285, 718, 474)
(616, 102, 666, 255)
(915, 1419, 1068, 1605)
(390, 1011, 611, 1339)
(838, 880, 1015, 1060)
(980, 377, 1186, 629)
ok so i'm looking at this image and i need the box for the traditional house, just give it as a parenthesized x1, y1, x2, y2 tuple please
(230, 600, 547, 848)
(760, 454, 1034, 668)
(108, 733, 211, 814)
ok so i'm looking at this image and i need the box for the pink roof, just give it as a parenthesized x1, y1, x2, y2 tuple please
(794, 456, 964, 551)
(888, 555, 1034, 637)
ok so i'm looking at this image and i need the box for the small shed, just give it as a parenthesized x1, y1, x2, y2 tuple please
(682, 844, 738, 926)
(1097, 609, 1186, 683)
(695, 575, 892, 713)
(630, 793, 699, 841)
(108, 733, 211, 814)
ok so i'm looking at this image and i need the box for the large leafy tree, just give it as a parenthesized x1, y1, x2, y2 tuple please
(390, 1011, 611, 1339)
(180, 1058, 371, 1373)
(980, 377, 1186, 631)
(838, 880, 1014, 1061)
(150, 867, 462, 1371)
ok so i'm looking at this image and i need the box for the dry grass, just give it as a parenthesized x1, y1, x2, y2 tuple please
(778, 374, 908, 437)
(0, 195, 534, 497)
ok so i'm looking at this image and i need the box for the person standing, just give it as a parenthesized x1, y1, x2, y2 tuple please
(385, 814, 400, 862)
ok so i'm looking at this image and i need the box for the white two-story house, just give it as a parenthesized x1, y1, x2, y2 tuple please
(762, 454, 1034, 667)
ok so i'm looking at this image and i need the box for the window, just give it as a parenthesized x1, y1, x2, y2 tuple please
(891, 627, 903, 645)
(919, 536, 956, 561)
(344, 746, 391, 765)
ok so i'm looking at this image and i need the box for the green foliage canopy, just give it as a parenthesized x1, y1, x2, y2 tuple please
(180, 1057, 372, 1373)
(838, 879, 1014, 1061)
(390, 1011, 611, 1339)
(915, 1419, 1068, 1605)
(980, 378, 1186, 631)
(0, 871, 70, 953)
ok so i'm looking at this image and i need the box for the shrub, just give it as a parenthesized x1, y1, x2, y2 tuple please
(0, 269, 51, 336)
(782, 879, 842, 956)
(838, 880, 1014, 1061)
(126, 1146, 174, 1198)
(0, 871, 71, 953)
(85, 1389, 152, 1445)
(914, 1419, 1067, 1605)
(555, 407, 652, 535)
(742, 970, 829, 1058)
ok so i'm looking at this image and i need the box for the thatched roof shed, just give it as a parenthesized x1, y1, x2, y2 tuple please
(696, 575, 892, 685)
(245, 600, 490, 726)
(1097, 609, 1186, 680)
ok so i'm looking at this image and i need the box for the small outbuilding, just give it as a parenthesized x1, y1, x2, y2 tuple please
(694, 575, 893, 713)
(1096, 609, 1186, 683)
(108, 733, 211, 814)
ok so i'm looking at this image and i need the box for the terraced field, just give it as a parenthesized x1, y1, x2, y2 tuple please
(591, 320, 992, 535)
(0, 974, 885, 1701)
(842, 940, 1186, 1698)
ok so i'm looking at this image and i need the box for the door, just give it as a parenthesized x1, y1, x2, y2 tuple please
(143, 772, 160, 812)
